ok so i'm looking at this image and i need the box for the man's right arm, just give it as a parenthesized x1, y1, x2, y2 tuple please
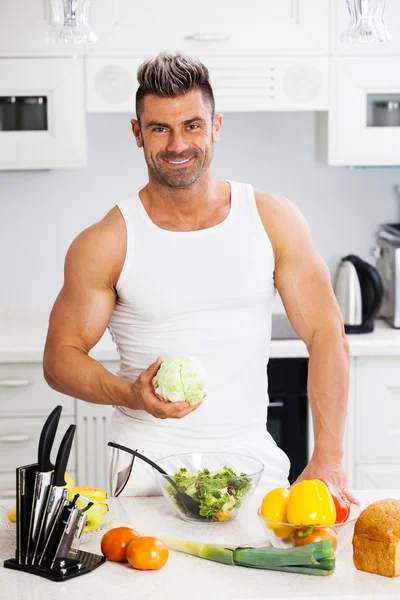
(44, 209, 201, 420)
(43, 210, 134, 407)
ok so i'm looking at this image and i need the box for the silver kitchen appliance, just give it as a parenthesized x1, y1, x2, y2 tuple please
(333, 255, 383, 333)
(375, 223, 400, 328)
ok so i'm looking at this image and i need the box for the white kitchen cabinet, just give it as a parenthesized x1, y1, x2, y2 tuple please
(0, 58, 86, 169)
(0, 416, 77, 472)
(0, 0, 83, 57)
(0, 361, 77, 498)
(0, 363, 74, 416)
(355, 464, 400, 489)
(86, 56, 329, 113)
(334, 1, 400, 55)
(316, 56, 400, 166)
(90, 0, 330, 57)
(356, 356, 400, 463)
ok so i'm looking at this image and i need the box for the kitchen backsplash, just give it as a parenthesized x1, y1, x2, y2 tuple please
(1, 111, 399, 305)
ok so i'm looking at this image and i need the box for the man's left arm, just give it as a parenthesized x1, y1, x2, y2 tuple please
(256, 191, 358, 504)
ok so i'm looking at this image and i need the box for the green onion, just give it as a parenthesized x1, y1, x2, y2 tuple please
(161, 535, 335, 576)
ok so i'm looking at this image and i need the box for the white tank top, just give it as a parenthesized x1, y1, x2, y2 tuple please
(108, 180, 290, 494)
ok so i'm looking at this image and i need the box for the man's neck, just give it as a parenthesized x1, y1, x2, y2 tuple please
(139, 176, 231, 232)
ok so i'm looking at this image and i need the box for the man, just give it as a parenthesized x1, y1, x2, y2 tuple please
(44, 52, 355, 502)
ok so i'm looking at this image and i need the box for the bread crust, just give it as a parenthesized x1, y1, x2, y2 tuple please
(352, 498, 400, 577)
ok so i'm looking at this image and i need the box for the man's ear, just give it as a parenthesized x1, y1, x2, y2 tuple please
(212, 113, 223, 144)
(130, 118, 143, 148)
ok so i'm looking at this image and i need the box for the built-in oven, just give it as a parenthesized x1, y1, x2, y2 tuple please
(266, 358, 309, 484)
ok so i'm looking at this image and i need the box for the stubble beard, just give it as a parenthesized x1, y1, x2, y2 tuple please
(143, 139, 214, 189)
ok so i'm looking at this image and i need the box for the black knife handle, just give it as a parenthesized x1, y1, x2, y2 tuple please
(53, 425, 76, 487)
(38, 405, 62, 472)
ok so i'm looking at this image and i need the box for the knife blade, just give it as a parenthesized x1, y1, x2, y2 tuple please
(16, 463, 37, 564)
(45, 503, 82, 570)
(25, 405, 62, 564)
(32, 424, 76, 564)
(37, 494, 70, 566)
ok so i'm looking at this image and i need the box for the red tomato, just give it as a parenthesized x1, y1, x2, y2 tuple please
(319, 478, 350, 524)
(293, 527, 338, 552)
(100, 527, 140, 562)
(126, 537, 169, 571)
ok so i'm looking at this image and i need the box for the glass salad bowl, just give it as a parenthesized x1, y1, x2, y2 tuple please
(153, 452, 264, 523)
(257, 503, 361, 556)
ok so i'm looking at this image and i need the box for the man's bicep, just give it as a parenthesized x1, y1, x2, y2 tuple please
(45, 230, 118, 355)
(47, 285, 116, 354)
(272, 209, 344, 348)
(275, 248, 342, 347)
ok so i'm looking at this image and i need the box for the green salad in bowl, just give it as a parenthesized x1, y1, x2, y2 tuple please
(153, 452, 264, 523)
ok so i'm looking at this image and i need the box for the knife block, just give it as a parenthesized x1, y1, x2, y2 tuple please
(3, 460, 106, 581)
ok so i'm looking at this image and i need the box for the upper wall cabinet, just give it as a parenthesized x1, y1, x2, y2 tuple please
(0, 58, 86, 170)
(86, 56, 329, 113)
(335, 1, 400, 55)
(316, 57, 400, 166)
(0, 0, 82, 57)
(90, 0, 330, 57)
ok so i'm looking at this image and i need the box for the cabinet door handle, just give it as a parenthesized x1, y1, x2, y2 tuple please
(0, 434, 32, 443)
(291, 0, 300, 23)
(269, 401, 284, 408)
(0, 379, 30, 388)
(0, 489, 16, 498)
(185, 32, 229, 42)
(295, 0, 300, 24)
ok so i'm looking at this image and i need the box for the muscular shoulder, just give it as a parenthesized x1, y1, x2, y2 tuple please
(66, 206, 126, 289)
(253, 189, 312, 265)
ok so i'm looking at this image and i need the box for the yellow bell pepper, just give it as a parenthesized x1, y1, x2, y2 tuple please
(286, 479, 336, 526)
(260, 487, 295, 538)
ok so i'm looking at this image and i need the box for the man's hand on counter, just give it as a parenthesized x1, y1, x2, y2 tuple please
(293, 455, 360, 506)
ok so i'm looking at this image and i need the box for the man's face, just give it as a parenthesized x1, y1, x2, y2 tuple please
(131, 89, 222, 189)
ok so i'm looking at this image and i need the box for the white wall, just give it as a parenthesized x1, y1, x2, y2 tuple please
(1, 111, 399, 305)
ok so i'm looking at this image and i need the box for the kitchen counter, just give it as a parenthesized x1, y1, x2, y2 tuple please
(1, 489, 400, 599)
(0, 305, 399, 363)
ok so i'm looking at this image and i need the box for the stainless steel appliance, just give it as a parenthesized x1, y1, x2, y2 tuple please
(333, 255, 383, 333)
(375, 224, 400, 328)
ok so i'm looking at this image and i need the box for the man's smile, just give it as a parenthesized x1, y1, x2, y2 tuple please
(163, 156, 195, 167)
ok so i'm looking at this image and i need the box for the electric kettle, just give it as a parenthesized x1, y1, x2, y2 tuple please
(333, 255, 383, 334)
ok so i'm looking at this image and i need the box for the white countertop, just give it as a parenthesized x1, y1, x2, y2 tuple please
(0, 305, 399, 363)
(1, 489, 400, 599)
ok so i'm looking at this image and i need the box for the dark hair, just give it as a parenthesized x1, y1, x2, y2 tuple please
(135, 52, 215, 122)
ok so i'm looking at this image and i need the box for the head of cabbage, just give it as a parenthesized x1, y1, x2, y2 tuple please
(152, 356, 207, 407)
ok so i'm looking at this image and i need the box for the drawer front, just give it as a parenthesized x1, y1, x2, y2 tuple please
(0, 363, 74, 416)
(357, 357, 400, 462)
(0, 470, 77, 500)
(355, 464, 400, 490)
(0, 416, 76, 472)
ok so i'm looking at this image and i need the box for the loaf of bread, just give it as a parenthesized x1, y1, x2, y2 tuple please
(352, 498, 400, 577)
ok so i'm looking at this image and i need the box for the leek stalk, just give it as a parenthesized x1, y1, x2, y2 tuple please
(161, 535, 335, 576)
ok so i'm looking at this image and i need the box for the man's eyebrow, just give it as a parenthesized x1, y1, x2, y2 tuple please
(144, 120, 170, 129)
(182, 116, 206, 125)
(144, 116, 206, 129)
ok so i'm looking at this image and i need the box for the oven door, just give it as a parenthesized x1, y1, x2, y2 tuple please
(267, 392, 308, 483)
